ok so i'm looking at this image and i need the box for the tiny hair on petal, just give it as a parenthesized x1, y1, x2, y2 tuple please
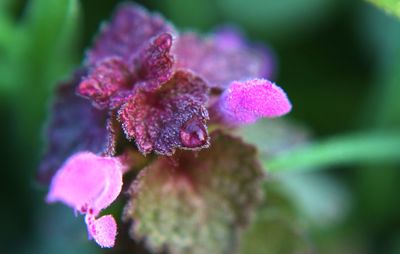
(217, 78, 292, 124)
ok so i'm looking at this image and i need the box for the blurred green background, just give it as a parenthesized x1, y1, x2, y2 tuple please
(1, 0, 400, 253)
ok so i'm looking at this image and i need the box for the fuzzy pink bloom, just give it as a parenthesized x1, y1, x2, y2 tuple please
(218, 79, 292, 124)
(47, 152, 124, 248)
(85, 214, 117, 248)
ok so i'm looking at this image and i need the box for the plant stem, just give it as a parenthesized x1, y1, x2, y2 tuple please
(264, 132, 400, 172)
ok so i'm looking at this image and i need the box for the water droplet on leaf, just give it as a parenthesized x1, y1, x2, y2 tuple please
(180, 119, 208, 148)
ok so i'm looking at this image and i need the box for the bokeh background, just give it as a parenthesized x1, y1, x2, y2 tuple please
(1, 0, 400, 253)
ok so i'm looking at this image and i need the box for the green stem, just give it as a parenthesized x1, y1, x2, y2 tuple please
(264, 132, 400, 172)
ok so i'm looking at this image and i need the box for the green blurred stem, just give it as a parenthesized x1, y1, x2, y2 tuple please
(367, 0, 400, 18)
(264, 132, 400, 172)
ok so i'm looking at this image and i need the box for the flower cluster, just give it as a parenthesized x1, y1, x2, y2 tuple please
(40, 3, 291, 252)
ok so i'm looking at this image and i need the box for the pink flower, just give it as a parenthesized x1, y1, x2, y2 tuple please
(40, 3, 292, 250)
(217, 79, 292, 124)
(46, 152, 124, 248)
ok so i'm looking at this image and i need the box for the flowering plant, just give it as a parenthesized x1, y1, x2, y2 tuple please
(40, 3, 291, 252)
(2, 0, 400, 253)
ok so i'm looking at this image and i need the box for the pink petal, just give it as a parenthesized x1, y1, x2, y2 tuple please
(219, 79, 292, 124)
(86, 214, 117, 248)
(46, 152, 123, 214)
(92, 161, 123, 213)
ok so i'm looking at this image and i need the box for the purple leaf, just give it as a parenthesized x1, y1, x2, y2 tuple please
(38, 70, 115, 184)
(173, 29, 272, 89)
(118, 70, 210, 155)
(86, 3, 175, 65)
(78, 57, 133, 109)
(132, 32, 175, 91)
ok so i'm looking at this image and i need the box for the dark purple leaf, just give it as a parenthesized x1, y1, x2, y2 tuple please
(38, 70, 115, 184)
(118, 70, 209, 155)
(78, 57, 133, 109)
(132, 32, 175, 91)
(86, 3, 175, 65)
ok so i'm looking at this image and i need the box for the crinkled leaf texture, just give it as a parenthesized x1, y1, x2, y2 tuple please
(86, 3, 175, 65)
(79, 2, 177, 110)
(118, 70, 210, 156)
(132, 32, 175, 91)
(79, 32, 176, 110)
(38, 70, 116, 184)
(77, 57, 132, 109)
(123, 131, 263, 254)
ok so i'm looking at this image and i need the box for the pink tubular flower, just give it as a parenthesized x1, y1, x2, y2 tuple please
(40, 3, 293, 251)
(216, 79, 292, 124)
(46, 152, 124, 248)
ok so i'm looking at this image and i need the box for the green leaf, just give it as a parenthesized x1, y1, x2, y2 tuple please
(0, 8, 13, 47)
(373, 49, 400, 127)
(123, 131, 263, 254)
(8, 0, 82, 149)
(277, 172, 350, 226)
(1, 0, 81, 95)
(161, 0, 218, 30)
(21, 0, 81, 89)
(216, 0, 336, 42)
(263, 132, 400, 172)
(237, 118, 309, 157)
(367, 0, 400, 17)
(0, 13, 17, 93)
(239, 180, 313, 254)
(0, 0, 81, 101)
